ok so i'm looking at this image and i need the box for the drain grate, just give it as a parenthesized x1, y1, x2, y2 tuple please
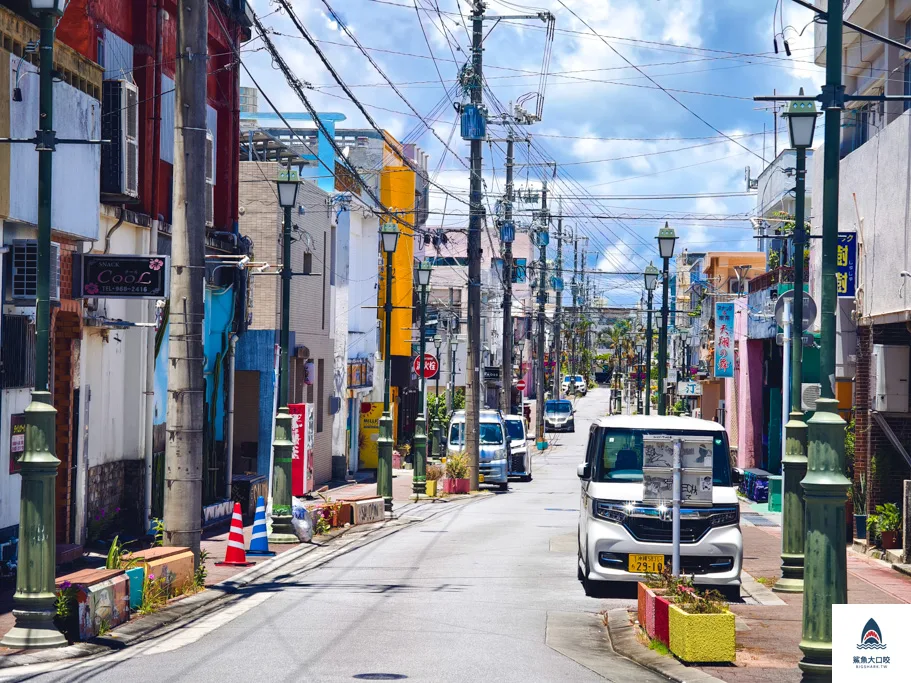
(742, 513, 778, 527)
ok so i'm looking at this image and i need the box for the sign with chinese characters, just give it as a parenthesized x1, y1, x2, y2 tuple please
(289, 403, 314, 497)
(642, 436, 714, 507)
(714, 302, 735, 377)
(412, 353, 439, 379)
(836, 232, 857, 298)
(677, 380, 703, 396)
(73, 254, 169, 299)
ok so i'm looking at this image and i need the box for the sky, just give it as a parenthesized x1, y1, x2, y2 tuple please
(242, 0, 824, 304)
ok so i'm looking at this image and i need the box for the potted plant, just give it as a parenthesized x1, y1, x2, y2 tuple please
(442, 452, 470, 494)
(853, 473, 867, 541)
(425, 464, 442, 497)
(874, 502, 901, 550)
(668, 584, 735, 663)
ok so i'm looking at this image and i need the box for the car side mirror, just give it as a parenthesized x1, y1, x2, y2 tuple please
(731, 468, 743, 485)
(577, 463, 591, 479)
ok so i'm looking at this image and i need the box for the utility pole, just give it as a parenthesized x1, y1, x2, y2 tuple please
(535, 182, 549, 447)
(571, 227, 579, 376)
(464, 0, 484, 492)
(447, 287, 456, 414)
(163, 0, 207, 560)
(552, 201, 563, 398)
(501, 135, 515, 414)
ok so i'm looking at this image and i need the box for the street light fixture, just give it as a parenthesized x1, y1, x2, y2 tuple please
(783, 88, 819, 149)
(1, 0, 71, 649)
(644, 262, 659, 292)
(276, 173, 300, 208)
(413, 261, 433, 496)
(656, 223, 676, 415)
(377, 221, 400, 513)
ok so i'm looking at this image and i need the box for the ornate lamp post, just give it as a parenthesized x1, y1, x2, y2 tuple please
(2, 0, 70, 649)
(432, 333, 443, 457)
(777, 91, 819, 596)
(268, 169, 301, 544)
(656, 223, 677, 415)
(644, 263, 659, 416)
(413, 261, 433, 496)
(378, 222, 400, 513)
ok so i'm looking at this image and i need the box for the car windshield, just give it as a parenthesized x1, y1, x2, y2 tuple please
(479, 422, 504, 445)
(563, 376, 573, 383)
(505, 419, 524, 441)
(574, 375, 584, 383)
(545, 400, 572, 414)
(592, 428, 732, 486)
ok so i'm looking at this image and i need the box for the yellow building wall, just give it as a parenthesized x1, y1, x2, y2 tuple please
(378, 135, 416, 359)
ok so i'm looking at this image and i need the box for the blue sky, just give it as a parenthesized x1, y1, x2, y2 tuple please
(244, 0, 823, 303)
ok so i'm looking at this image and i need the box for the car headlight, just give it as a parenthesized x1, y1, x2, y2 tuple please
(494, 448, 506, 459)
(710, 507, 739, 527)
(593, 500, 627, 524)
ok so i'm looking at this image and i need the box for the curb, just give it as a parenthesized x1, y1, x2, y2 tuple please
(741, 571, 786, 606)
(0, 494, 482, 670)
(605, 608, 729, 683)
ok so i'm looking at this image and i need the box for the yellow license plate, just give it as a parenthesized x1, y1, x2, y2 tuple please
(479, 474, 485, 483)
(629, 554, 665, 574)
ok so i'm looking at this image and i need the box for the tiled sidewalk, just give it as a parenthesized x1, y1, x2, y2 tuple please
(693, 504, 911, 683)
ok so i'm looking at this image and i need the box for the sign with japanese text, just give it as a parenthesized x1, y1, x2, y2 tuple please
(642, 436, 714, 507)
(9, 413, 25, 474)
(289, 403, 314, 497)
(677, 380, 703, 396)
(412, 353, 439, 379)
(836, 232, 857, 298)
(73, 254, 169, 299)
(714, 302, 735, 377)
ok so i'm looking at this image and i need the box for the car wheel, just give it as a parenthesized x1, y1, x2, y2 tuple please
(523, 473, 533, 482)
(718, 585, 741, 601)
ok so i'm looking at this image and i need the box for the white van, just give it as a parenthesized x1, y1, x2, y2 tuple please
(447, 410, 509, 490)
(577, 415, 742, 598)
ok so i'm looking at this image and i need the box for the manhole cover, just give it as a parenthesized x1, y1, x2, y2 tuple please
(353, 675, 408, 681)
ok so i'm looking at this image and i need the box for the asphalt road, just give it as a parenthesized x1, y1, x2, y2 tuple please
(17, 388, 665, 683)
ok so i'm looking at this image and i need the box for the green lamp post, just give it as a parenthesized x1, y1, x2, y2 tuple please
(777, 91, 819, 595)
(268, 169, 302, 544)
(643, 263, 659, 416)
(431, 333, 443, 458)
(656, 224, 676, 415)
(378, 222, 400, 513)
(413, 260, 433, 496)
(1, 0, 69, 650)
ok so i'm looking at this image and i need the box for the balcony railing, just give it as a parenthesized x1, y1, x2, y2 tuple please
(747, 266, 808, 294)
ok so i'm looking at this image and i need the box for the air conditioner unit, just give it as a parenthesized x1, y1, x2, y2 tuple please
(100, 79, 139, 198)
(11, 240, 60, 301)
(873, 344, 909, 413)
(801, 383, 821, 412)
(205, 131, 215, 228)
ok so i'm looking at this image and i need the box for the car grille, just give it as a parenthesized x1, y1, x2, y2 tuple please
(623, 515, 713, 544)
(509, 454, 525, 472)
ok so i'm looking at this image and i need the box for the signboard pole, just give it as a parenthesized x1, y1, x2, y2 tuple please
(781, 299, 791, 473)
(672, 439, 682, 577)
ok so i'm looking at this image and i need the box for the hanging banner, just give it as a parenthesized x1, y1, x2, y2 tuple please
(358, 402, 383, 469)
(836, 232, 857, 298)
(714, 302, 735, 378)
(289, 403, 314, 497)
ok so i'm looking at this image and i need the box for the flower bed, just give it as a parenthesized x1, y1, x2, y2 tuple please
(668, 604, 735, 663)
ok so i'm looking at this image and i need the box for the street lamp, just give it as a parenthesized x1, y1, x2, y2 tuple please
(636, 341, 645, 414)
(643, 263, 659, 416)
(432, 333, 443, 457)
(778, 91, 819, 597)
(268, 168, 302, 545)
(1, 0, 70, 649)
(377, 222, 400, 513)
(656, 223, 677, 415)
(449, 336, 459, 418)
(413, 261, 433, 496)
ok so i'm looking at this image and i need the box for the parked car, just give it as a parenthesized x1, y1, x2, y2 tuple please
(561, 375, 587, 396)
(544, 399, 575, 432)
(505, 414, 531, 481)
(447, 410, 510, 490)
(576, 415, 742, 599)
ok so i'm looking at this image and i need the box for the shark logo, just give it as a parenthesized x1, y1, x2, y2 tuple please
(857, 618, 887, 650)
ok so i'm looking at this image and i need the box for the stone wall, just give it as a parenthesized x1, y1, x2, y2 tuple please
(86, 459, 145, 539)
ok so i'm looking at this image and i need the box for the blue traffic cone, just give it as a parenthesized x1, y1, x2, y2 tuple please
(247, 496, 275, 556)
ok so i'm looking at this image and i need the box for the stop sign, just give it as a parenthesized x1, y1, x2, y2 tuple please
(413, 353, 439, 379)
(516, 379, 527, 391)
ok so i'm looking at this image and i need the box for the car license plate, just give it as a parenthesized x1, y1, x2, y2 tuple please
(479, 474, 485, 483)
(629, 554, 665, 574)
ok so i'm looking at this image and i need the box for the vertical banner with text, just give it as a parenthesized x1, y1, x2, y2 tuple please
(714, 302, 735, 378)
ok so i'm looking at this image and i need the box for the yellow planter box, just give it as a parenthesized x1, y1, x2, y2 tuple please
(425, 479, 437, 497)
(668, 604, 735, 663)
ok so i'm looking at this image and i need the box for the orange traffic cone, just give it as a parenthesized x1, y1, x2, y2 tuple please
(215, 502, 254, 567)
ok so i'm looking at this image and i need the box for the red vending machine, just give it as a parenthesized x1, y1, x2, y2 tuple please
(289, 403, 315, 496)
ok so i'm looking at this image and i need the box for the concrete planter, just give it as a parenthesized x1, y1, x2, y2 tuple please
(125, 547, 194, 596)
(642, 586, 667, 640)
(442, 478, 469, 494)
(668, 604, 735, 663)
(637, 583, 648, 629)
(655, 595, 671, 646)
(425, 479, 437, 497)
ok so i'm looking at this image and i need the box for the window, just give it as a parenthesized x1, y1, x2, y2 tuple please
(1, 315, 36, 389)
(430, 257, 469, 267)
(505, 419, 525, 441)
(592, 428, 732, 486)
(479, 422, 504, 445)
(317, 358, 325, 432)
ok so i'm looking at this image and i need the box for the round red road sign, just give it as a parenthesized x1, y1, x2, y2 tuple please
(516, 379, 527, 391)
(413, 353, 439, 379)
